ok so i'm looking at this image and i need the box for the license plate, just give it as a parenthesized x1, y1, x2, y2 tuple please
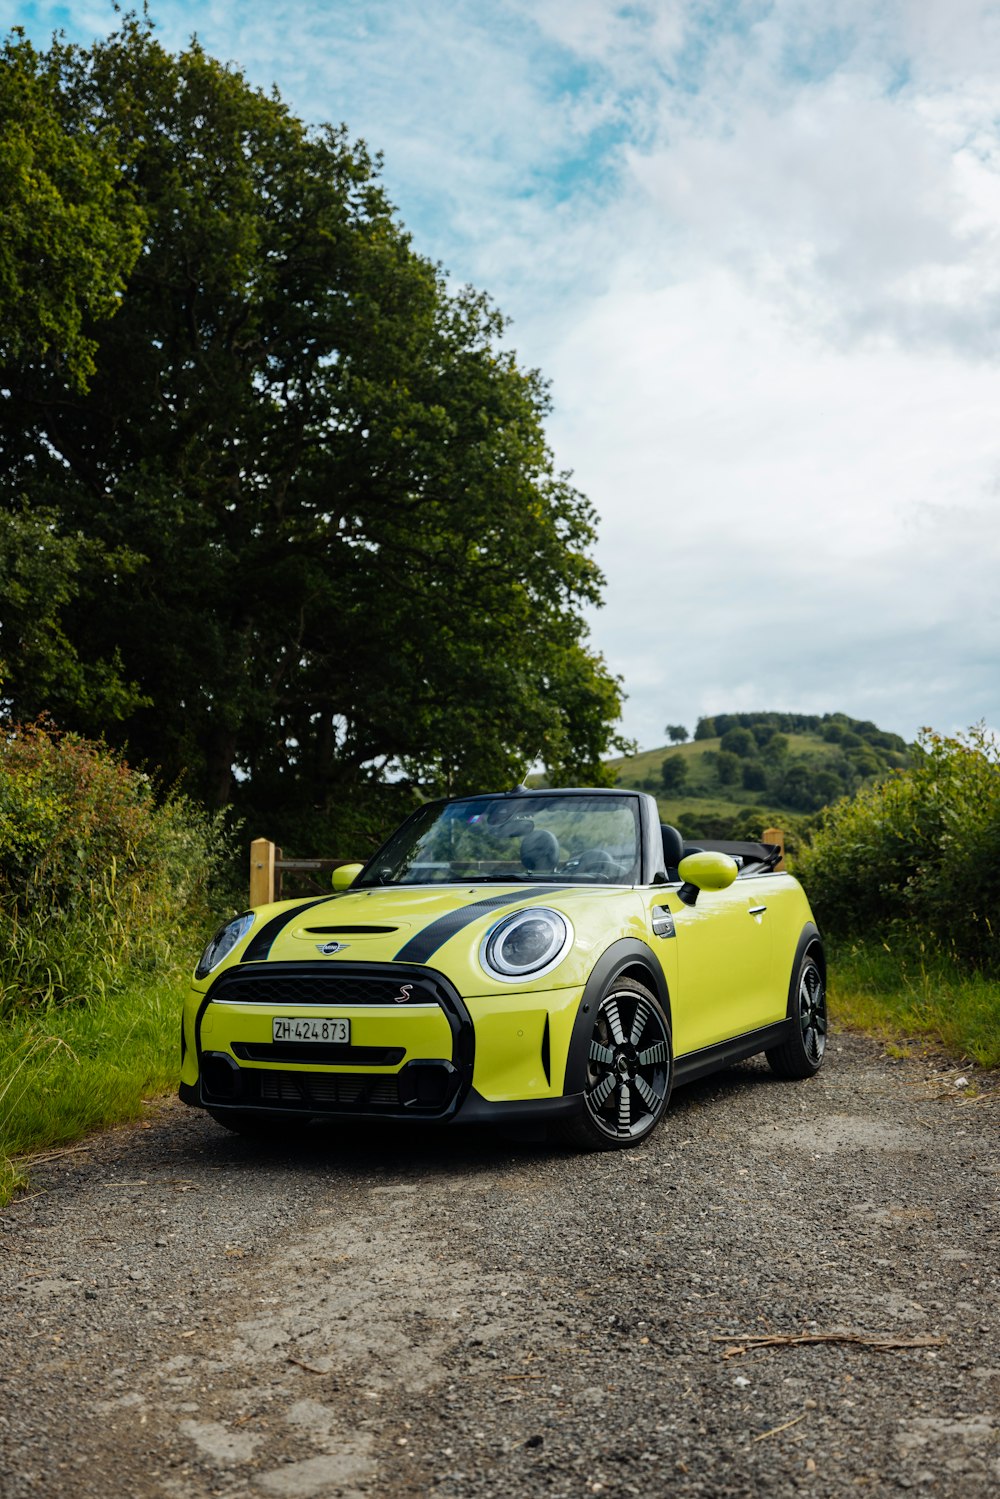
(272, 1016, 350, 1044)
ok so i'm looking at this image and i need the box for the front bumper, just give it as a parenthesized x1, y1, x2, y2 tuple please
(178, 1077, 583, 1126)
(180, 960, 584, 1126)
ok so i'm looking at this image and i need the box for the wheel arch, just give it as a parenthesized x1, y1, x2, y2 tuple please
(785, 922, 825, 1015)
(563, 938, 671, 1096)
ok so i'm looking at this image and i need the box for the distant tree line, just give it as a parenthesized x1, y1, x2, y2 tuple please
(693, 711, 907, 754)
(0, 19, 629, 853)
(659, 711, 909, 814)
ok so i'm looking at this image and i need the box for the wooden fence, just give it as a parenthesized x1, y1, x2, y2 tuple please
(249, 839, 356, 906)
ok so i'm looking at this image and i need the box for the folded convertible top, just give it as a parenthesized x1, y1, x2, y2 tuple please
(686, 839, 784, 872)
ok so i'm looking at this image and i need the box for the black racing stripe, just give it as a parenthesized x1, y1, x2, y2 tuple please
(242, 895, 339, 963)
(393, 887, 565, 965)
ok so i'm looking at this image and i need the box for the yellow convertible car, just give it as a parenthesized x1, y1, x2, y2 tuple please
(180, 788, 826, 1150)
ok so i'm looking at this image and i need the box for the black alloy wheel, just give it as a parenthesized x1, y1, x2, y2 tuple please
(766, 950, 827, 1079)
(561, 977, 672, 1151)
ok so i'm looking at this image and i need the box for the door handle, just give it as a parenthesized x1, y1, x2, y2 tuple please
(747, 905, 767, 917)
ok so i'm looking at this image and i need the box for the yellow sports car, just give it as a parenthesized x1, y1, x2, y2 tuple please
(179, 788, 826, 1150)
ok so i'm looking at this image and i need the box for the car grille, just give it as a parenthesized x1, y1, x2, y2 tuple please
(209, 967, 440, 1007)
(256, 1072, 401, 1109)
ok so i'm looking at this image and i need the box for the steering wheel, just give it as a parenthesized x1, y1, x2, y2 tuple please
(569, 847, 618, 879)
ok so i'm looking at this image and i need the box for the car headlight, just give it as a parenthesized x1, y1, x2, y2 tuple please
(195, 912, 255, 979)
(479, 908, 572, 983)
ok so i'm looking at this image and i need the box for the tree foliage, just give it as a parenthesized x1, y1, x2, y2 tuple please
(659, 753, 688, 792)
(0, 19, 627, 847)
(715, 749, 741, 785)
(0, 29, 143, 388)
(0, 506, 147, 727)
(719, 726, 755, 758)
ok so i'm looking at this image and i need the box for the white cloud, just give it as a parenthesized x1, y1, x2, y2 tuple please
(545, 265, 1000, 745)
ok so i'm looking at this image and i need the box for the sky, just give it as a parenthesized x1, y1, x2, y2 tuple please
(14, 1, 1000, 750)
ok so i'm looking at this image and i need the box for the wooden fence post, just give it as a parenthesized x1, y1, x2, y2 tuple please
(249, 838, 276, 906)
(249, 843, 355, 903)
(762, 827, 785, 871)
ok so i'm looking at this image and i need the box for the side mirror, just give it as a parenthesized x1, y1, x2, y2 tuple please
(332, 862, 364, 892)
(676, 850, 738, 906)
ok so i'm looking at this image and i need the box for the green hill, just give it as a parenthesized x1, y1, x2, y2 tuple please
(608, 711, 910, 847)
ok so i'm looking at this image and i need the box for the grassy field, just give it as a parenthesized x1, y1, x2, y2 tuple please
(0, 975, 183, 1206)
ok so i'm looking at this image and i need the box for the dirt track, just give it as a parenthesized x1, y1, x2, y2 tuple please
(1, 1032, 997, 1498)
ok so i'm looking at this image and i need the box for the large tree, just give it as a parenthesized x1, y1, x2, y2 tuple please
(0, 19, 628, 842)
(0, 29, 142, 388)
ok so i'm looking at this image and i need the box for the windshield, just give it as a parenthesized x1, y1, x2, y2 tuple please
(358, 794, 642, 887)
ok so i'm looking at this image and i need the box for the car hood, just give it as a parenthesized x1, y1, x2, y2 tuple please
(233, 881, 642, 992)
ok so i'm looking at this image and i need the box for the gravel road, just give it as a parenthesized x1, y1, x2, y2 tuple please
(1, 1033, 997, 1499)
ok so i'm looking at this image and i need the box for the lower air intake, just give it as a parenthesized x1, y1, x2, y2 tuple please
(254, 1071, 401, 1111)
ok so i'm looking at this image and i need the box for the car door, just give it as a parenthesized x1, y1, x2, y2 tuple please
(667, 876, 775, 1057)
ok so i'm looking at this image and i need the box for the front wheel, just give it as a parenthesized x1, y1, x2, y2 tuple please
(766, 949, 827, 1079)
(560, 977, 672, 1151)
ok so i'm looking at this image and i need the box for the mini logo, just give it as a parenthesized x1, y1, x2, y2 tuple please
(393, 983, 414, 1004)
(316, 941, 350, 956)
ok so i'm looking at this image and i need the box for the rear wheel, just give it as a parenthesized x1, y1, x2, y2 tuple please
(560, 977, 672, 1151)
(766, 950, 827, 1079)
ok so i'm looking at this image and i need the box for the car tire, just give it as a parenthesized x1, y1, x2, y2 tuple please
(206, 1108, 312, 1137)
(766, 948, 827, 1079)
(560, 976, 673, 1151)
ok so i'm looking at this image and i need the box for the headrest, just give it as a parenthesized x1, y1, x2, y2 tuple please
(520, 828, 559, 872)
(661, 824, 684, 866)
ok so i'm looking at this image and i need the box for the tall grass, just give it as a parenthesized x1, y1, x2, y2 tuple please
(0, 723, 230, 1204)
(829, 937, 1000, 1067)
(0, 974, 182, 1205)
(0, 721, 230, 1011)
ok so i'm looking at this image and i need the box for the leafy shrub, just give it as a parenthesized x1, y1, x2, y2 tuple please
(719, 727, 756, 758)
(0, 721, 226, 1008)
(716, 750, 741, 785)
(798, 727, 1000, 971)
(660, 755, 688, 792)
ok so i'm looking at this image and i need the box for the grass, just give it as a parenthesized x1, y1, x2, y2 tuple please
(829, 938, 1000, 1069)
(0, 974, 183, 1206)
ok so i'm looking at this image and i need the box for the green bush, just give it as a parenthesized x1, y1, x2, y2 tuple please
(798, 726, 1000, 972)
(0, 721, 226, 1008)
(660, 754, 688, 792)
(719, 727, 756, 758)
(716, 749, 741, 785)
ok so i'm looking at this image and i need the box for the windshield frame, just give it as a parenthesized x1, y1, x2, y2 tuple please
(354, 789, 657, 890)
